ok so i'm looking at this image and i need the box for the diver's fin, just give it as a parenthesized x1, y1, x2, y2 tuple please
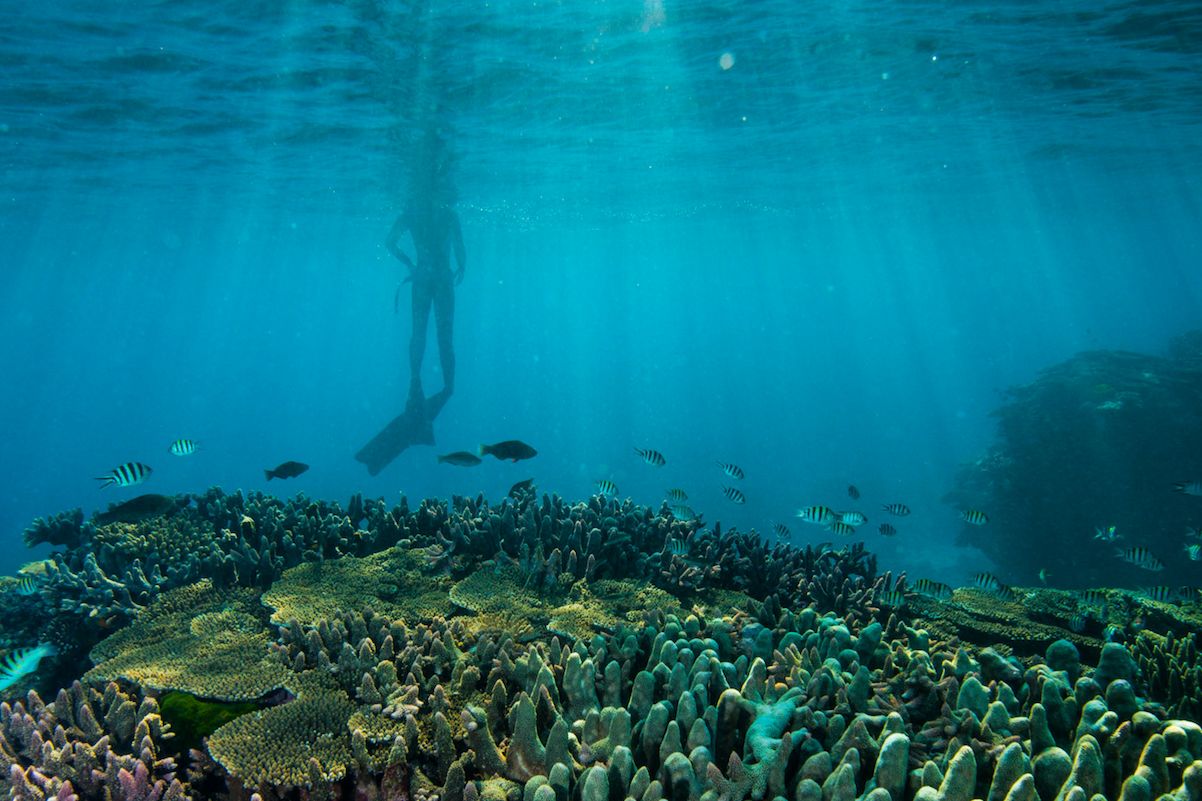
(354, 394, 445, 475)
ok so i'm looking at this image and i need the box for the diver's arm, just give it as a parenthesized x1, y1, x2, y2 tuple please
(385, 214, 416, 272)
(451, 211, 466, 285)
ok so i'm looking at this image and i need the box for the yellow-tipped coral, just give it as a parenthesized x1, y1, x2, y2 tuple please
(87, 580, 291, 701)
(263, 545, 453, 627)
(206, 688, 356, 786)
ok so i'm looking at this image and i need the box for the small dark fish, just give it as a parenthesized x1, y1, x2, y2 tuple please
(265, 461, 309, 481)
(773, 523, 790, 540)
(722, 486, 746, 504)
(882, 503, 910, 516)
(847, 484, 860, 500)
(508, 478, 536, 498)
(1173, 481, 1202, 496)
(480, 440, 538, 462)
(95, 462, 152, 489)
(169, 439, 198, 456)
(595, 479, 619, 498)
(635, 448, 666, 467)
(717, 462, 745, 480)
(94, 493, 178, 525)
(961, 509, 989, 526)
(878, 523, 897, 537)
(438, 451, 482, 467)
(666, 488, 688, 503)
(1115, 545, 1164, 571)
(914, 578, 952, 600)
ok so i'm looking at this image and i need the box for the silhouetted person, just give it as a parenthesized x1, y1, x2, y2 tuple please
(385, 134, 464, 414)
(354, 132, 465, 476)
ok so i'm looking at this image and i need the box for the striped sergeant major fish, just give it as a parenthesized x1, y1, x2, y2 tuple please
(1173, 481, 1202, 496)
(829, 521, 856, 536)
(95, 462, 152, 489)
(666, 488, 688, 503)
(595, 479, 619, 498)
(882, 503, 910, 517)
(913, 578, 952, 600)
(960, 509, 989, 526)
(1072, 586, 1105, 606)
(722, 486, 746, 504)
(1115, 545, 1164, 572)
(717, 462, 745, 480)
(12, 575, 40, 596)
(838, 511, 867, 526)
(669, 504, 697, 521)
(877, 590, 907, 608)
(634, 448, 666, 467)
(169, 438, 198, 456)
(1136, 586, 1179, 604)
(773, 522, 790, 540)
(972, 572, 1016, 601)
(0, 642, 57, 692)
(878, 523, 897, 537)
(796, 505, 835, 525)
(666, 538, 689, 557)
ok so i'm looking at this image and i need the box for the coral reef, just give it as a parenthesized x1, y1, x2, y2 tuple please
(5, 485, 1202, 801)
(946, 333, 1202, 586)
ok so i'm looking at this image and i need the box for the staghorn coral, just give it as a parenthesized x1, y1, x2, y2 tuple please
(0, 680, 187, 800)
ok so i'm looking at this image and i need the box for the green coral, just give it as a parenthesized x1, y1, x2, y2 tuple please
(158, 691, 260, 753)
(87, 580, 292, 701)
(262, 545, 453, 627)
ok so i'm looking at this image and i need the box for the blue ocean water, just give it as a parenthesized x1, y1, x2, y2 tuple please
(2, 0, 1200, 583)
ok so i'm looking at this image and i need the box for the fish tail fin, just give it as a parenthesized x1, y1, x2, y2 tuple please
(478, 444, 489, 457)
(264, 470, 274, 481)
(437, 455, 447, 464)
(94, 477, 113, 488)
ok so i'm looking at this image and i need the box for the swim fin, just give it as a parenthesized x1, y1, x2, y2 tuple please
(354, 394, 440, 476)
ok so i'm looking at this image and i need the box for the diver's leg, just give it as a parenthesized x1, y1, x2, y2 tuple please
(409, 284, 434, 407)
(433, 276, 455, 399)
